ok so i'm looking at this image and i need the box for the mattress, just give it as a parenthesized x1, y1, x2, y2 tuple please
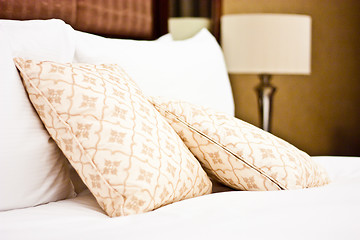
(1, 156, 359, 240)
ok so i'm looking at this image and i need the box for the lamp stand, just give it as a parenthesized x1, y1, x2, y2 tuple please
(255, 74, 276, 132)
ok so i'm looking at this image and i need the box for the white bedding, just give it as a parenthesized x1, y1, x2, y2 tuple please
(1, 156, 359, 240)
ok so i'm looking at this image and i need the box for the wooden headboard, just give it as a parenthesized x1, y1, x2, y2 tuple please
(0, 0, 222, 41)
(0, 0, 169, 40)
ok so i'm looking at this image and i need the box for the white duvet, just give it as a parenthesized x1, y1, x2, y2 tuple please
(1, 156, 359, 240)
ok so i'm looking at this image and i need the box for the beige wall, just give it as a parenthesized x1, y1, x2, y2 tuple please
(222, 0, 360, 156)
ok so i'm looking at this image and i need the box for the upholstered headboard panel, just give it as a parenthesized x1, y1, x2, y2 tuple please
(0, 0, 168, 39)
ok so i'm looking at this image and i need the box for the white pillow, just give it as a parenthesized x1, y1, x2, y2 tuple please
(0, 19, 76, 210)
(74, 29, 234, 116)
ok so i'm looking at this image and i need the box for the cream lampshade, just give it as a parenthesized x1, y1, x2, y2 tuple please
(221, 14, 311, 132)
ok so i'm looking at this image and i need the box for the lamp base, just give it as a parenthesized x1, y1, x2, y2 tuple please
(255, 74, 276, 132)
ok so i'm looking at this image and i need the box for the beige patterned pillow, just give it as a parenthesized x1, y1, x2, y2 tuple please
(14, 58, 212, 217)
(149, 97, 330, 191)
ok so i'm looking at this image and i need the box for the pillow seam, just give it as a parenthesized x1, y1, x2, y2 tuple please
(152, 102, 287, 190)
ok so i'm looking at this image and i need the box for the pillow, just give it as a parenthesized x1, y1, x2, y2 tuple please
(0, 19, 75, 62)
(14, 58, 212, 217)
(0, 20, 76, 211)
(149, 97, 330, 191)
(74, 28, 234, 116)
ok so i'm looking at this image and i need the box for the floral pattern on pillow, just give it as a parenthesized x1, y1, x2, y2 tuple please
(14, 58, 212, 217)
(149, 97, 330, 191)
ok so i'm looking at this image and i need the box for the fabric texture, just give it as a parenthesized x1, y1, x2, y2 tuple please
(1, 157, 359, 240)
(14, 58, 212, 217)
(0, 20, 75, 211)
(149, 97, 330, 191)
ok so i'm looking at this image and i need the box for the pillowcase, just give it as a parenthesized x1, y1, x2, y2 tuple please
(149, 97, 330, 191)
(74, 28, 234, 116)
(14, 58, 212, 217)
(0, 19, 76, 211)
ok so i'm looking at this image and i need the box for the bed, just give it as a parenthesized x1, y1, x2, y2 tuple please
(1, 157, 359, 240)
(1, 1, 360, 239)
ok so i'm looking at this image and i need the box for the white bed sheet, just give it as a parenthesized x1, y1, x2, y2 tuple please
(1, 156, 360, 240)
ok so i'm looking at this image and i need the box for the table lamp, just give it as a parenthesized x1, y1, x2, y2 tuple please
(221, 14, 311, 132)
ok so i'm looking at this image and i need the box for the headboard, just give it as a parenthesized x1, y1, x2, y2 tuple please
(0, 0, 221, 40)
(0, 0, 169, 39)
